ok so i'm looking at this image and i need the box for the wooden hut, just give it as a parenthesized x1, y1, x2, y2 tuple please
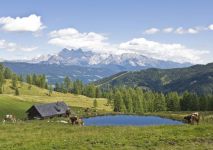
(26, 101, 69, 119)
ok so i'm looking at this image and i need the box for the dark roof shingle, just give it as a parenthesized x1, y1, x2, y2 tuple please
(27, 101, 69, 118)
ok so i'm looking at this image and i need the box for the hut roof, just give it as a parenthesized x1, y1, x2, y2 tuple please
(26, 101, 69, 118)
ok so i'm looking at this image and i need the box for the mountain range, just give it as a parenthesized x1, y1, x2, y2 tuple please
(30, 48, 191, 70)
(3, 48, 192, 83)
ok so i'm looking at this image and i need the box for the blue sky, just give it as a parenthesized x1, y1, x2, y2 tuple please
(0, 0, 213, 64)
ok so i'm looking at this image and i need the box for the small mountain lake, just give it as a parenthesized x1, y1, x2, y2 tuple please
(84, 115, 183, 126)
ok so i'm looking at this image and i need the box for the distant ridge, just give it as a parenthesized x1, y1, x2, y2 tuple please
(95, 63, 213, 95)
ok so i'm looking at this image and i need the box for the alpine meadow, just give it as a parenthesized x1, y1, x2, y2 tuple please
(0, 0, 213, 150)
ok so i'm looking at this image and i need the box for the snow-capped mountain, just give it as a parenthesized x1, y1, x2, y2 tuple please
(30, 54, 52, 63)
(3, 48, 192, 84)
(31, 48, 191, 69)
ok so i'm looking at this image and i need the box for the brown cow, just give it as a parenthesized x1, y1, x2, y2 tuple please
(184, 112, 200, 125)
(69, 116, 84, 126)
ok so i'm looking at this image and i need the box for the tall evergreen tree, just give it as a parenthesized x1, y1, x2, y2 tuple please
(26, 75, 32, 89)
(0, 64, 4, 94)
(93, 99, 98, 108)
(12, 74, 18, 89)
(180, 91, 191, 111)
(166, 92, 180, 111)
(4, 67, 12, 79)
(199, 96, 208, 111)
(154, 93, 166, 111)
(64, 76, 72, 93)
(114, 90, 126, 112)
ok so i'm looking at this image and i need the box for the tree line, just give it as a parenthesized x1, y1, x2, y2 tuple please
(55, 76, 213, 112)
(105, 87, 213, 113)
(54, 77, 102, 98)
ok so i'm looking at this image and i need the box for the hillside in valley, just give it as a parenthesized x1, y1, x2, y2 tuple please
(95, 63, 213, 95)
(3, 62, 116, 83)
(0, 80, 111, 120)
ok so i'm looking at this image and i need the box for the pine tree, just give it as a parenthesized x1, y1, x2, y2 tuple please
(12, 74, 17, 89)
(32, 74, 37, 86)
(199, 96, 208, 111)
(64, 76, 72, 93)
(123, 89, 133, 113)
(4, 67, 12, 79)
(180, 91, 191, 111)
(93, 99, 98, 108)
(55, 82, 60, 92)
(60, 83, 66, 93)
(48, 85, 53, 96)
(0, 64, 5, 94)
(26, 75, 32, 89)
(95, 87, 102, 98)
(19, 74, 24, 86)
(73, 80, 83, 95)
(15, 88, 19, 96)
(135, 88, 144, 113)
(84, 84, 96, 98)
(154, 93, 166, 112)
(166, 92, 180, 111)
(190, 93, 199, 111)
(144, 92, 155, 112)
(114, 90, 126, 112)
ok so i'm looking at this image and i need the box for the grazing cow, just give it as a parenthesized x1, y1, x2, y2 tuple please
(2, 115, 16, 124)
(191, 112, 200, 125)
(69, 116, 84, 126)
(70, 116, 78, 125)
(184, 112, 200, 125)
(184, 115, 192, 124)
(76, 117, 84, 126)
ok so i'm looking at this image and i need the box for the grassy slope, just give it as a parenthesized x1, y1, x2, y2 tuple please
(0, 95, 33, 119)
(0, 80, 112, 119)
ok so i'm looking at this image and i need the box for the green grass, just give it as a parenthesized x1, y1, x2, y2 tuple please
(0, 121, 213, 150)
(0, 80, 112, 120)
(0, 95, 33, 120)
(1, 80, 112, 114)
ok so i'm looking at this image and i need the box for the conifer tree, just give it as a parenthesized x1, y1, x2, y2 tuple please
(93, 99, 98, 108)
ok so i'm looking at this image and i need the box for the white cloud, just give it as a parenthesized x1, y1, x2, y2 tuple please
(0, 14, 45, 32)
(119, 38, 208, 64)
(175, 27, 200, 34)
(48, 27, 209, 64)
(0, 39, 37, 51)
(48, 28, 117, 53)
(144, 25, 212, 35)
(144, 28, 159, 34)
(209, 24, 213, 30)
(163, 27, 174, 33)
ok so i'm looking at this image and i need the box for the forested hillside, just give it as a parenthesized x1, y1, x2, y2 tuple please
(95, 63, 213, 95)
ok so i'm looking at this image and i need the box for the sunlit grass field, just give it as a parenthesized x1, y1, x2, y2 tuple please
(0, 80, 112, 120)
(0, 121, 213, 150)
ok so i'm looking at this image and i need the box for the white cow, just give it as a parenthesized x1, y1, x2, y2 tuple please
(2, 115, 16, 124)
